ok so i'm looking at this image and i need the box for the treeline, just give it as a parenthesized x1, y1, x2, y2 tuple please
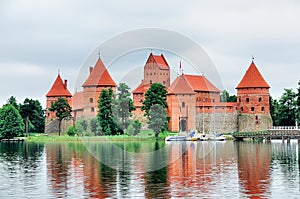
(0, 96, 45, 139)
(270, 80, 300, 126)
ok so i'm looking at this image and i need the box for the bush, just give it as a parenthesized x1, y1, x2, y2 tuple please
(125, 123, 135, 136)
(66, 126, 77, 136)
(132, 120, 141, 135)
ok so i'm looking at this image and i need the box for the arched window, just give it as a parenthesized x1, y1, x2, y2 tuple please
(251, 107, 255, 111)
(89, 98, 93, 103)
(241, 107, 244, 111)
(246, 98, 250, 102)
(91, 107, 95, 112)
(261, 107, 265, 111)
(150, 80, 152, 84)
(182, 102, 185, 108)
(259, 97, 262, 102)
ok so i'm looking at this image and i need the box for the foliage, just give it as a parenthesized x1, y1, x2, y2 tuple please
(0, 105, 25, 139)
(97, 88, 118, 135)
(79, 120, 88, 131)
(66, 126, 77, 136)
(48, 97, 72, 135)
(90, 118, 98, 135)
(132, 120, 142, 135)
(125, 120, 141, 136)
(6, 96, 19, 111)
(220, 90, 237, 102)
(278, 89, 297, 126)
(116, 83, 136, 131)
(270, 96, 280, 126)
(19, 98, 45, 133)
(296, 80, 300, 123)
(148, 104, 168, 138)
(141, 82, 168, 118)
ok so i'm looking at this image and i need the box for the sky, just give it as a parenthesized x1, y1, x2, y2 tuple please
(0, 0, 299, 108)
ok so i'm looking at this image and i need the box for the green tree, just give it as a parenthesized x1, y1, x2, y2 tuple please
(296, 80, 300, 124)
(278, 89, 296, 126)
(97, 88, 118, 135)
(270, 96, 280, 126)
(141, 82, 168, 117)
(220, 90, 237, 102)
(132, 120, 142, 135)
(6, 96, 19, 110)
(0, 105, 25, 139)
(148, 104, 168, 138)
(48, 97, 72, 136)
(90, 118, 98, 135)
(116, 83, 136, 131)
(19, 98, 45, 135)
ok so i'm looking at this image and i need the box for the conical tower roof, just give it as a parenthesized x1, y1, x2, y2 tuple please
(82, 58, 116, 87)
(46, 74, 72, 97)
(236, 61, 270, 89)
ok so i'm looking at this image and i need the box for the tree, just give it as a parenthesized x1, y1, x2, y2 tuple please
(19, 98, 45, 135)
(278, 89, 296, 126)
(220, 90, 237, 102)
(0, 105, 25, 139)
(97, 88, 118, 135)
(6, 96, 19, 110)
(48, 97, 72, 136)
(141, 82, 168, 117)
(90, 118, 98, 135)
(116, 83, 135, 131)
(270, 96, 280, 126)
(296, 80, 300, 124)
(148, 104, 168, 138)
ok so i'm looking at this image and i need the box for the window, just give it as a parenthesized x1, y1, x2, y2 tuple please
(154, 73, 156, 75)
(261, 107, 265, 111)
(251, 107, 255, 111)
(239, 98, 241, 102)
(259, 97, 262, 102)
(163, 81, 165, 85)
(182, 102, 185, 108)
(91, 107, 95, 112)
(150, 80, 152, 84)
(255, 116, 258, 120)
(89, 98, 93, 103)
(241, 107, 244, 111)
(246, 98, 250, 102)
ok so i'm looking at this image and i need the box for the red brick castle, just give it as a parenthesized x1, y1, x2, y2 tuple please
(45, 53, 272, 133)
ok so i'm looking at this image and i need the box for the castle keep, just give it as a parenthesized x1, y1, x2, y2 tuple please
(45, 53, 273, 133)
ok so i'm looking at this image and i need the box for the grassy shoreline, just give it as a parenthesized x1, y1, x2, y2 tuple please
(24, 131, 177, 143)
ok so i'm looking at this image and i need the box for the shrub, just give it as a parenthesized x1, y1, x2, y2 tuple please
(66, 126, 77, 136)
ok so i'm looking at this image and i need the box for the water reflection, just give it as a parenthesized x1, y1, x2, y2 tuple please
(0, 140, 299, 198)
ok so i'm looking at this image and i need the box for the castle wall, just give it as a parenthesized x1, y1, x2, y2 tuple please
(238, 113, 273, 132)
(196, 111, 239, 134)
(45, 118, 73, 134)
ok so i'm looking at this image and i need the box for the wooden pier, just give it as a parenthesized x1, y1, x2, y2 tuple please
(233, 126, 300, 141)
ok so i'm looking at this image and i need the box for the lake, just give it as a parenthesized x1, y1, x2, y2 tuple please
(0, 140, 299, 198)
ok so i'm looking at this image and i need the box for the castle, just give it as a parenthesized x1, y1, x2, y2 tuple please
(45, 53, 273, 133)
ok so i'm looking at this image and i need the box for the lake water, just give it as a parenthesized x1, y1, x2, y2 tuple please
(0, 140, 299, 198)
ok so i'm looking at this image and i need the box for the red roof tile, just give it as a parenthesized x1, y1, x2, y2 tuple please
(183, 74, 221, 92)
(132, 81, 150, 93)
(236, 61, 270, 89)
(46, 74, 72, 97)
(168, 75, 195, 95)
(82, 58, 116, 87)
(146, 53, 169, 70)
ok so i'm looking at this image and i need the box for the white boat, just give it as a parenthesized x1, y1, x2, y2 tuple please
(195, 133, 226, 141)
(165, 135, 187, 141)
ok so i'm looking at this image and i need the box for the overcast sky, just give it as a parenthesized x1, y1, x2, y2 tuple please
(1, 0, 299, 108)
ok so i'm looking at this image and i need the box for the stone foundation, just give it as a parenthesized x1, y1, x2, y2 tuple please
(238, 114, 273, 132)
(196, 111, 239, 134)
(45, 119, 73, 133)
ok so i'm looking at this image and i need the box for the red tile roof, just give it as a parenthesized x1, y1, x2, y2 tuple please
(168, 75, 195, 95)
(132, 81, 150, 93)
(183, 74, 221, 92)
(82, 58, 116, 87)
(147, 53, 169, 70)
(236, 61, 270, 89)
(46, 74, 72, 97)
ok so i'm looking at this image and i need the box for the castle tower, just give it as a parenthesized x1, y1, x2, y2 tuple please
(45, 73, 72, 132)
(80, 57, 116, 118)
(236, 60, 272, 132)
(132, 53, 170, 113)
